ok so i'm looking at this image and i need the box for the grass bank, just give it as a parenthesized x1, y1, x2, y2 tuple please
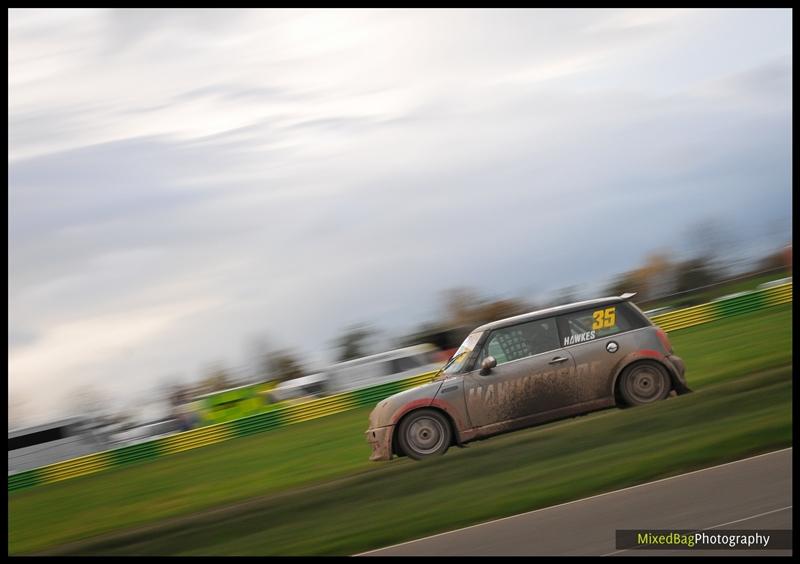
(9, 304, 792, 554)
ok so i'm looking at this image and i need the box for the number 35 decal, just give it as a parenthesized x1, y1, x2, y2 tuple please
(592, 307, 616, 330)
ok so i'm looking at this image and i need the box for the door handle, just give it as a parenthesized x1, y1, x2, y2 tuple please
(548, 356, 569, 365)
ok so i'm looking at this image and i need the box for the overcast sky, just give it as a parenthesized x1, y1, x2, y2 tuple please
(9, 8, 792, 426)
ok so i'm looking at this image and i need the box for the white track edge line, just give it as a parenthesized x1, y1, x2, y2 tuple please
(356, 447, 793, 556)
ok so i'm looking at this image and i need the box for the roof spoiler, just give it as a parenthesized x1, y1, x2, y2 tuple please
(619, 292, 637, 300)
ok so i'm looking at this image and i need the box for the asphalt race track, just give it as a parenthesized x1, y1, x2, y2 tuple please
(359, 448, 792, 556)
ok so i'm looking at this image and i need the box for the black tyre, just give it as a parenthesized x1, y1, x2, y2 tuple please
(618, 361, 671, 406)
(396, 409, 451, 460)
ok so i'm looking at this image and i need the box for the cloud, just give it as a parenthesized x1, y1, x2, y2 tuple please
(9, 298, 220, 418)
(8, 8, 792, 425)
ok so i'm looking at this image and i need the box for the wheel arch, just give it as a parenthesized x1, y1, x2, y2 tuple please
(610, 352, 681, 404)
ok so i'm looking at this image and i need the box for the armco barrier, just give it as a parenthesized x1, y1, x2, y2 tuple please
(8, 282, 792, 492)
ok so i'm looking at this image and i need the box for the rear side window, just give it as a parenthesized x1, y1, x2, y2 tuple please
(557, 302, 649, 347)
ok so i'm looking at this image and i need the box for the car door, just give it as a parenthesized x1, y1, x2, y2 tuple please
(462, 316, 576, 429)
(556, 301, 651, 403)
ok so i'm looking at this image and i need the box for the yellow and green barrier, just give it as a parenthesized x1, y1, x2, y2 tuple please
(650, 281, 791, 332)
(7, 282, 792, 492)
(7, 371, 435, 491)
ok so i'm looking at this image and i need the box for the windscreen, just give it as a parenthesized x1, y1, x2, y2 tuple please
(440, 331, 483, 376)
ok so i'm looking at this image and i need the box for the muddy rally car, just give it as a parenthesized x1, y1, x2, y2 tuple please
(366, 293, 690, 461)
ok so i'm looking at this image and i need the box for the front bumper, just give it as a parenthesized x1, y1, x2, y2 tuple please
(366, 426, 394, 461)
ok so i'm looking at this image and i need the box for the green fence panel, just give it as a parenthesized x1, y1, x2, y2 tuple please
(106, 439, 163, 468)
(351, 380, 408, 407)
(229, 409, 288, 438)
(8, 469, 42, 492)
(713, 291, 766, 319)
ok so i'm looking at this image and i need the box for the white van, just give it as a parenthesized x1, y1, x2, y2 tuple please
(8, 418, 109, 474)
(268, 372, 328, 402)
(271, 344, 442, 401)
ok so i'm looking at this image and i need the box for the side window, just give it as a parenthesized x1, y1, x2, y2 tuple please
(8, 426, 68, 451)
(479, 318, 560, 366)
(557, 302, 648, 347)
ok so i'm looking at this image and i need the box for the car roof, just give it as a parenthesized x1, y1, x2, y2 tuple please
(472, 293, 637, 334)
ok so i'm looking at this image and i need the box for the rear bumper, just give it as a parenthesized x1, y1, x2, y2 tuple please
(366, 426, 394, 461)
(666, 354, 691, 394)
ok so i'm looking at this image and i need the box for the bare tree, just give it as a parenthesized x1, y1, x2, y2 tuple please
(674, 257, 717, 294)
(442, 287, 484, 326)
(266, 350, 305, 382)
(478, 297, 531, 322)
(158, 374, 192, 414)
(684, 218, 738, 279)
(246, 335, 309, 383)
(639, 251, 677, 300)
(334, 324, 374, 362)
(199, 363, 234, 394)
(440, 287, 530, 326)
(605, 251, 678, 302)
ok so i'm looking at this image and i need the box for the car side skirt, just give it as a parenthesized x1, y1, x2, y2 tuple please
(460, 398, 616, 443)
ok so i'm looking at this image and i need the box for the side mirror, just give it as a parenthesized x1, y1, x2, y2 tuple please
(480, 356, 497, 375)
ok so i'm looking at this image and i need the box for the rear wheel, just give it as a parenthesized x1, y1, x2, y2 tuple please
(396, 409, 451, 460)
(618, 361, 671, 406)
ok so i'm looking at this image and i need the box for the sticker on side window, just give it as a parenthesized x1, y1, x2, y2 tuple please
(592, 307, 616, 330)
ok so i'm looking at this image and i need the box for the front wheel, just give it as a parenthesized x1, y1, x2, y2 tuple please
(396, 409, 451, 460)
(618, 361, 671, 407)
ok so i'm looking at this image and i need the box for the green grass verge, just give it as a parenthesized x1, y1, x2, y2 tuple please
(59, 366, 793, 555)
(668, 304, 792, 388)
(9, 407, 377, 554)
(9, 303, 792, 554)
